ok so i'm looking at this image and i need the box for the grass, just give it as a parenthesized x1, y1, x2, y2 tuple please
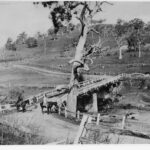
(0, 66, 70, 103)
(1, 28, 150, 144)
(0, 118, 48, 145)
(2, 27, 150, 76)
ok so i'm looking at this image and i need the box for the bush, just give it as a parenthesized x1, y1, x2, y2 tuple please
(7, 88, 24, 103)
(5, 42, 17, 51)
(26, 37, 37, 48)
(0, 123, 47, 144)
(106, 53, 111, 56)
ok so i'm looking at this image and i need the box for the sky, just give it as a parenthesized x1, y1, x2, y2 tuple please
(0, 1, 150, 47)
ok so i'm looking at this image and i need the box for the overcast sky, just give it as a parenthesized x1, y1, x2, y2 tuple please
(0, 1, 150, 47)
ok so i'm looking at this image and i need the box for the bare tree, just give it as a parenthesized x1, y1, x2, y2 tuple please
(112, 19, 129, 60)
(36, 1, 113, 115)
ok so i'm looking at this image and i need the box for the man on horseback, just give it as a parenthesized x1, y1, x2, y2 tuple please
(43, 94, 47, 106)
(40, 94, 58, 114)
(16, 93, 29, 112)
(16, 93, 24, 111)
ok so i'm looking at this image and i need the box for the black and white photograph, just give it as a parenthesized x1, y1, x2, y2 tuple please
(0, 0, 150, 145)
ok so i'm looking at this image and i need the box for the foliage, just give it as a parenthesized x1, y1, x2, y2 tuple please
(0, 122, 47, 144)
(108, 18, 146, 51)
(34, 1, 113, 85)
(26, 37, 38, 48)
(8, 88, 24, 101)
(5, 38, 17, 51)
(16, 32, 27, 45)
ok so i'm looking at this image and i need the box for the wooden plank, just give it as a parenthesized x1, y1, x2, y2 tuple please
(121, 116, 126, 129)
(65, 107, 67, 118)
(74, 115, 89, 144)
(58, 107, 61, 115)
(77, 110, 80, 120)
(96, 113, 100, 125)
(87, 116, 92, 123)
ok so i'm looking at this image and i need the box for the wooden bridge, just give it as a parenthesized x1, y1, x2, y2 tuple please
(0, 73, 150, 113)
(77, 73, 150, 95)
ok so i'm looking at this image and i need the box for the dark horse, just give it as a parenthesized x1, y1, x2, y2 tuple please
(16, 99, 30, 112)
(40, 99, 58, 114)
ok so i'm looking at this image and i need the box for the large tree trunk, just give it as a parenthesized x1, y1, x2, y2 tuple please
(69, 25, 88, 86)
(67, 25, 88, 117)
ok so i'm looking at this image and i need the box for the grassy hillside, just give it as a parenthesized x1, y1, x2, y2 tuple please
(1, 28, 150, 76)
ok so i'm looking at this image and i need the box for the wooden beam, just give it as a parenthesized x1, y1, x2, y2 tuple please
(74, 115, 89, 144)
(77, 110, 80, 120)
(92, 93, 98, 112)
(96, 113, 100, 125)
(65, 107, 67, 118)
(121, 116, 126, 129)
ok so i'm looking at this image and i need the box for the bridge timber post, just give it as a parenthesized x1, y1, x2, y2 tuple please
(67, 86, 78, 117)
(92, 92, 98, 113)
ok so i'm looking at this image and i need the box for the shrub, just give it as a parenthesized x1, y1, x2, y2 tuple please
(7, 88, 24, 103)
(106, 53, 111, 56)
(5, 42, 17, 51)
(26, 37, 37, 48)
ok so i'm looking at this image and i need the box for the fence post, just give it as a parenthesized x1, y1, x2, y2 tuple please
(77, 110, 80, 120)
(74, 115, 89, 144)
(65, 107, 67, 118)
(87, 116, 92, 123)
(121, 116, 126, 129)
(58, 106, 61, 115)
(96, 113, 100, 125)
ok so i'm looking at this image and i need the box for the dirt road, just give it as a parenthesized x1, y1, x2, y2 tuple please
(2, 105, 78, 143)
(13, 64, 70, 77)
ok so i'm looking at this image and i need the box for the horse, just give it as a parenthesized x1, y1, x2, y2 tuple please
(40, 95, 58, 114)
(16, 99, 30, 112)
(40, 101, 58, 114)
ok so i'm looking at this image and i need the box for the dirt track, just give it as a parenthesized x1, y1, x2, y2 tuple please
(13, 64, 70, 76)
(2, 105, 78, 143)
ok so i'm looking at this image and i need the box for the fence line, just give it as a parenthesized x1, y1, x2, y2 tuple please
(74, 113, 150, 144)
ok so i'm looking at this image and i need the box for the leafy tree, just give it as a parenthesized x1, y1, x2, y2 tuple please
(26, 37, 37, 48)
(129, 18, 144, 30)
(111, 18, 145, 58)
(5, 37, 16, 51)
(35, 31, 43, 40)
(6, 37, 13, 47)
(112, 19, 129, 59)
(144, 22, 150, 32)
(16, 32, 27, 44)
(47, 28, 57, 40)
(128, 18, 145, 57)
(35, 1, 112, 115)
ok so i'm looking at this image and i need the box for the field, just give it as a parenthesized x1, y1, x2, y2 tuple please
(0, 105, 78, 144)
(0, 29, 150, 144)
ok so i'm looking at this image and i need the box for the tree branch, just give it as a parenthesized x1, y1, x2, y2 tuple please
(76, 16, 84, 26)
(91, 1, 113, 17)
(90, 28, 100, 35)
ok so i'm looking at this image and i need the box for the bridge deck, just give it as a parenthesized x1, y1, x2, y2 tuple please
(77, 75, 122, 95)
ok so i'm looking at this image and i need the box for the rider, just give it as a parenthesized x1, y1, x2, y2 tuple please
(43, 94, 47, 106)
(16, 93, 24, 111)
